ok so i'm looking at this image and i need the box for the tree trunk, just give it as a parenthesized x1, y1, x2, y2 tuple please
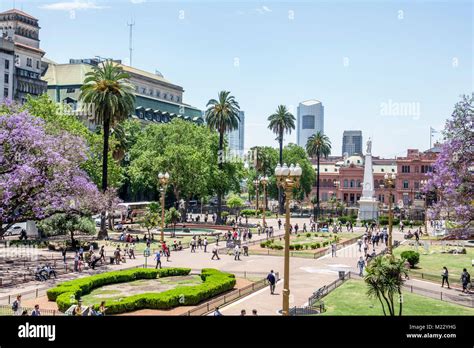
(216, 131, 224, 224)
(316, 150, 320, 221)
(70, 230, 75, 249)
(98, 116, 110, 240)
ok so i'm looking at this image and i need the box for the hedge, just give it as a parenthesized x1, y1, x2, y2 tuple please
(48, 268, 190, 312)
(48, 268, 236, 314)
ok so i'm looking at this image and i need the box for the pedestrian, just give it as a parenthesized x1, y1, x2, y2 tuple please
(190, 238, 196, 253)
(441, 266, 450, 289)
(11, 295, 21, 316)
(461, 268, 471, 293)
(203, 237, 208, 253)
(252, 309, 258, 316)
(211, 246, 220, 260)
(73, 252, 79, 272)
(31, 304, 41, 316)
(99, 245, 106, 263)
(278, 219, 282, 230)
(129, 243, 136, 259)
(154, 250, 161, 269)
(240, 309, 246, 316)
(357, 238, 362, 252)
(357, 257, 365, 277)
(213, 307, 223, 316)
(234, 244, 241, 261)
(331, 243, 337, 258)
(267, 270, 276, 294)
(61, 247, 67, 264)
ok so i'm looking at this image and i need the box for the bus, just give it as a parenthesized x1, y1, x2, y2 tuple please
(118, 202, 154, 222)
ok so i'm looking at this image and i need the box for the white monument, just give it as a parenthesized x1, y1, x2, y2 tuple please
(358, 139, 379, 221)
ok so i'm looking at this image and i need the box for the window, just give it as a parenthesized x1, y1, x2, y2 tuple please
(356, 180, 361, 187)
(36, 60, 39, 69)
(176, 96, 180, 102)
(163, 93, 167, 99)
(344, 179, 348, 188)
(414, 182, 419, 189)
(4, 73, 8, 84)
(4, 59, 9, 70)
(401, 165, 410, 173)
(302, 115, 315, 129)
(15, 55, 19, 65)
(421, 165, 433, 173)
(141, 87, 146, 94)
(66, 88, 75, 93)
(403, 180, 409, 189)
(414, 166, 419, 173)
(170, 95, 174, 101)
(3, 87, 8, 98)
(350, 180, 355, 188)
(155, 90, 160, 97)
(324, 168, 328, 172)
(26, 57, 32, 67)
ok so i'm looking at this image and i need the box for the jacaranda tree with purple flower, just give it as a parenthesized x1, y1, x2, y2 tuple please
(425, 94, 474, 237)
(0, 110, 102, 236)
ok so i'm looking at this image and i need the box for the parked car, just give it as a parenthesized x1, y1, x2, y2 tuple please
(463, 240, 474, 248)
(4, 225, 22, 236)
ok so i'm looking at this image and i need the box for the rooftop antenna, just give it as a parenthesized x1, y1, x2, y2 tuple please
(127, 19, 135, 67)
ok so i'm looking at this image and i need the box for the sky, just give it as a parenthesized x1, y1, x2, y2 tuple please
(1, 0, 472, 158)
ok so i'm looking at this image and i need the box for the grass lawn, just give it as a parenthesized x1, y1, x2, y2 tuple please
(393, 244, 473, 279)
(105, 236, 219, 253)
(320, 279, 474, 316)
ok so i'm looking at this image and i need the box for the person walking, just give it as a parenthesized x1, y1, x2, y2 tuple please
(267, 270, 276, 294)
(213, 307, 223, 316)
(441, 266, 450, 289)
(461, 268, 471, 293)
(31, 304, 41, 316)
(61, 248, 67, 264)
(11, 295, 21, 316)
(154, 250, 161, 269)
(357, 257, 365, 277)
(234, 244, 241, 261)
(190, 238, 196, 253)
(129, 243, 136, 259)
(252, 309, 258, 316)
(203, 237, 208, 253)
(73, 252, 79, 272)
(99, 245, 106, 263)
(211, 246, 220, 260)
(357, 238, 362, 252)
(278, 219, 282, 230)
(331, 243, 337, 257)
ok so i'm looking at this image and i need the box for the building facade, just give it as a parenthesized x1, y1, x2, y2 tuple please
(312, 148, 437, 208)
(342, 130, 363, 156)
(227, 110, 245, 154)
(43, 58, 203, 129)
(0, 9, 47, 102)
(297, 100, 324, 148)
(0, 35, 14, 100)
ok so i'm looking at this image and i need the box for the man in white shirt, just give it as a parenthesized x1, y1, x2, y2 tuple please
(234, 245, 240, 261)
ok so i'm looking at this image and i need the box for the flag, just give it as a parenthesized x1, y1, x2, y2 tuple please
(430, 127, 438, 135)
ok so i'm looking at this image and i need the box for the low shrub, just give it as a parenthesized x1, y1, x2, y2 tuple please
(400, 251, 420, 268)
(306, 233, 311, 237)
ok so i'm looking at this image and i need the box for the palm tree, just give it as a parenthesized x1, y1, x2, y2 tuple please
(306, 132, 332, 221)
(364, 255, 408, 316)
(267, 105, 296, 213)
(79, 60, 135, 238)
(205, 91, 240, 224)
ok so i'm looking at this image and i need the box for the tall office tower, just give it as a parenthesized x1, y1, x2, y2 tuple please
(227, 110, 245, 154)
(342, 130, 363, 156)
(297, 100, 324, 148)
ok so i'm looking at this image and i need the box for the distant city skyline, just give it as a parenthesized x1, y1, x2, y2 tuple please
(0, 0, 471, 157)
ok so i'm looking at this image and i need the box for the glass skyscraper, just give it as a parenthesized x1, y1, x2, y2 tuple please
(227, 110, 245, 154)
(342, 130, 363, 156)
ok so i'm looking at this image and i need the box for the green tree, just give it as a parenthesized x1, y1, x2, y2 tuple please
(364, 255, 409, 316)
(205, 91, 241, 224)
(80, 60, 135, 238)
(227, 194, 244, 217)
(37, 214, 95, 247)
(267, 105, 296, 213)
(306, 131, 332, 220)
(141, 202, 161, 239)
(165, 207, 181, 234)
(21, 94, 123, 188)
(283, 144, 316, 201)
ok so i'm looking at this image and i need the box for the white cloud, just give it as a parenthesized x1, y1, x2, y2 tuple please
(262, 6, 272, 12)
(130, 0, 146, 4)
(40, 1, 108, 11)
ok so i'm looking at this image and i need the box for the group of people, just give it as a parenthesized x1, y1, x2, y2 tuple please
(34, 264, 57, 281)
(11, 295, 41, 316)
(441, 267, 472, 293)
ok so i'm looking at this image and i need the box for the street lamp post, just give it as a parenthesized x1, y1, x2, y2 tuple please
(158, 172, 170, 242)
(260, 176, 269, 227)
(253, 179, 260, 212)
(275, 163, 302, 316)
(420, 179, 428, 235)
(333, 180, 340, 216)
(382, 173, 396, 254)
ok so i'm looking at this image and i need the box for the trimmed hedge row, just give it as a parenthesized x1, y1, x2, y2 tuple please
(47, 268, 191, 312)
(95, 268, 236, 314)
(48, 267, 236, 314)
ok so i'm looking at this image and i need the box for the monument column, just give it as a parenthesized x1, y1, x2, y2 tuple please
(358, 139, 379, 221)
